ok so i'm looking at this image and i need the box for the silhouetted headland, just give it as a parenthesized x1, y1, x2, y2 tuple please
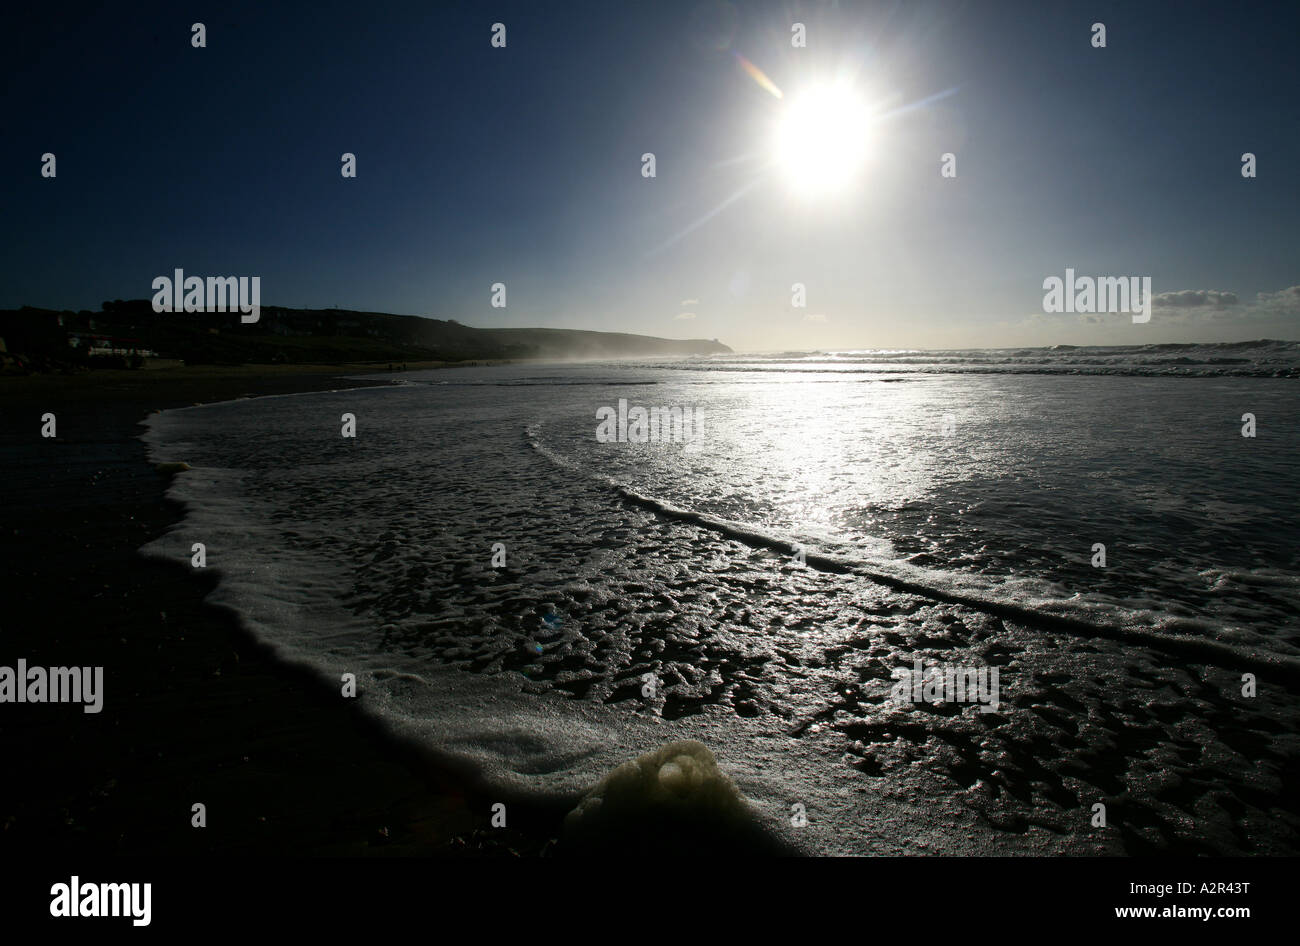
(0, 301, 732, 372)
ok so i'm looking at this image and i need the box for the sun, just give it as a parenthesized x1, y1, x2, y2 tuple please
(772, 82, 872, 197)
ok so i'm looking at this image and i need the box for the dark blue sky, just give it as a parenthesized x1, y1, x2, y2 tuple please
(3, 0, 1297, 349)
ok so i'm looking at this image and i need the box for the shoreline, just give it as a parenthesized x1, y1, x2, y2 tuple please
(4, 363, 1295, 856)
(0, 364, 565, 855)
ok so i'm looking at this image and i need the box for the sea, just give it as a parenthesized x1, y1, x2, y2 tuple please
(142, 341, 1300, 855)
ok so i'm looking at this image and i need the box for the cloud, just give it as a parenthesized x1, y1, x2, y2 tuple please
(1021, 283, 1299, 332)
(1255, 285, 1300, 313)
(1151, 285, 1300, 325)
(1154, 289, 1239, 308)
(679, 298, 699, 306)
(675, 311, 696, 320)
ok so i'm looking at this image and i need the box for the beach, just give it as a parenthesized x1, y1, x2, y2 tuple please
(2, 1, 1295, 925)
(3, 349, 1298, 858)
(125, 349, 1300, 855)
(0, 365, 563, 856)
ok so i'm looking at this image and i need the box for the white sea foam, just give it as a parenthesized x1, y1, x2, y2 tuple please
(139, 363, 1300, 854)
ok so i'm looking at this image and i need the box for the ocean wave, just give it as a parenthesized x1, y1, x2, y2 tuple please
(667, 340, 1300, 378)
(525, 423, 1300, 681)
(133, 388, 1300, 854)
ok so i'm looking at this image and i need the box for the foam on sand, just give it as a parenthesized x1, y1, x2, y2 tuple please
(562, 740, 795, 855)
(525, 423, 1300, 683)
(138, 384, 1299, 856)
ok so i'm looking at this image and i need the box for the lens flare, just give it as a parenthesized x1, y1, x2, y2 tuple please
(735, 53, 784, 100)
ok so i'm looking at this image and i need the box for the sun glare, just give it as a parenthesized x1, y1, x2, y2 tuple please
(773, 83, 871, 198)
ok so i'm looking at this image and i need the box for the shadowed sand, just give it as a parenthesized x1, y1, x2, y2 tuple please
(0, 365, 566, 855)
(0, 364, 797, 857)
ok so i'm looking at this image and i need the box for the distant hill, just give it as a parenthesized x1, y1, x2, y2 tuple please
(482, 327, 730, 359)
(0, 302, 732, 369)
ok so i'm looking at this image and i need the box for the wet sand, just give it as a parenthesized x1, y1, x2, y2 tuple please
(0, 365, 564, 856)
